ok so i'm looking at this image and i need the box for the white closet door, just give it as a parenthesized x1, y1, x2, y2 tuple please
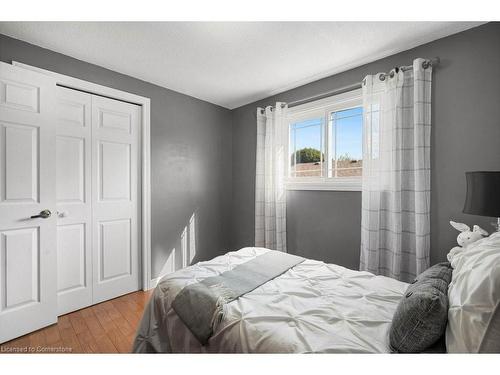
(0, 62, 57, 343)
(91, 95, 140, 304)
(55, 87, 92, 315)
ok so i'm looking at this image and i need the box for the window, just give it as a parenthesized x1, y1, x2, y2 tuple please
(290, 117, 324, 178)
(286, 89, 363, 191)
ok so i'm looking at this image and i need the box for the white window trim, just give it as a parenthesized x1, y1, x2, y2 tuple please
(285, 89, 363, 192)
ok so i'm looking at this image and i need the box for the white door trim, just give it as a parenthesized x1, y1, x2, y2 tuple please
(12, 61, 152, 291)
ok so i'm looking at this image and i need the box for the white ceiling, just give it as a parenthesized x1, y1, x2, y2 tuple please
(0, 22, 483, 109)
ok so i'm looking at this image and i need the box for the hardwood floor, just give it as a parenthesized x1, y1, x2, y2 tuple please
(0, 290, 153, 354)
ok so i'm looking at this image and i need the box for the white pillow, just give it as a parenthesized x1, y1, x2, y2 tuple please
(446, 231, 500, 353)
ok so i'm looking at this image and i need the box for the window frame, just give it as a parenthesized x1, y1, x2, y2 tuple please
(284, 89, 363, 191)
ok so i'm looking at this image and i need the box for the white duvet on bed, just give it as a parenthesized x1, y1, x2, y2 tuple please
(143, 247, 408, 353)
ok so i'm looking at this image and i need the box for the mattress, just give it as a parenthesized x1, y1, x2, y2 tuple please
(133, 247, 408, 353)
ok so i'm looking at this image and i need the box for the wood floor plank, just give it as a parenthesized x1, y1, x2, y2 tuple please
(106, 327, 131, 353)
(82, 310, 106, 339)
(59, 326, 83, 353)
(113, 314, 136, 338)
(58, 315, 73, 331)
(1, 290, 150, 354)
(101, 301, 136, 336)
(29, 329, 47, 348)
(76, 330, 100, 353)
(112, 299, 140, 329)
(101, 300, 122, 319)
(122, 294, 145, 313)
(44, 324, 62, 345)
(92, 304, 116, 333)
(68, 311, 88, 335)
(93, 333, 118, 353)
(79, 306, 94, 319)
(92, 301, 133, 353)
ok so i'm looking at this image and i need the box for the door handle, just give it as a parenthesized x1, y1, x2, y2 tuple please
(30, 209, 52, 219)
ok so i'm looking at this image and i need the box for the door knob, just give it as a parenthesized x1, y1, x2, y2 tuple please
(30, 209, 52, 219)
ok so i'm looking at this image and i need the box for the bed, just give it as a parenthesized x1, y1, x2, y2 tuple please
(133, 247, 409, 353)
(133, 231, 500, 354)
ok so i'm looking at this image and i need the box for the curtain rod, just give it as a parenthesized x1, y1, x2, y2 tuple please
(263, 57, 440, 111)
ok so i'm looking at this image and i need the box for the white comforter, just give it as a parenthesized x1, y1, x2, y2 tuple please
(138, 247, 408, 353)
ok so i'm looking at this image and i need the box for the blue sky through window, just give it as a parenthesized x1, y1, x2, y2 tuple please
(290, 118, 323, 152)
(290, 107, 363, 161)
(332, 107, 363, 160)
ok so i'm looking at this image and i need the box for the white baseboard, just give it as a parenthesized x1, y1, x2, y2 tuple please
(148, 274, 171, 289)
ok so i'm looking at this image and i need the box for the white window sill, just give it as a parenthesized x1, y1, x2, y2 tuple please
(285, 179, 362, 192)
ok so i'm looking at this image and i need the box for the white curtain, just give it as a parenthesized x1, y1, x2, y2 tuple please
(255, 104, 287, 252)
(360, 58, 432, 282)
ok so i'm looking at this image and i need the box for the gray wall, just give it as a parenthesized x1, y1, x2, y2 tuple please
(0, 34, 233, 279)
(231, 22, 500, 268)
(2, 23, 500, 277)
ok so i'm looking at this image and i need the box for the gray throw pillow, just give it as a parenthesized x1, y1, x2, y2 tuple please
(389, 262, 452, 353)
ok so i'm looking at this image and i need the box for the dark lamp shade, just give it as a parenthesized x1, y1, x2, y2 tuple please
(463, 171, 500, 217)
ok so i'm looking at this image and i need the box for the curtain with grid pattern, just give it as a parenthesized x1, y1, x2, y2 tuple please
(360, 58, 432, 282)
(255, 104, 287, 252)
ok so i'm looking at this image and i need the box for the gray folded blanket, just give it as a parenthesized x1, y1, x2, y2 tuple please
(172, 250, 304, 345)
